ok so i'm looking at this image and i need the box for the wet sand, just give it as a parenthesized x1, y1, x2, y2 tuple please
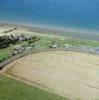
(0, 22, 99, 40)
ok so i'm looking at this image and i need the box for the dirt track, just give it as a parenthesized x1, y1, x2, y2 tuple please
(3, 51, 99, 100)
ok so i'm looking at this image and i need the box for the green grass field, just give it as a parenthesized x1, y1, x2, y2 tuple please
(0, 75, 68, 100)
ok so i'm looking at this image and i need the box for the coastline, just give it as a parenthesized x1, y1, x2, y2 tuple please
(0, 22, 99, 40)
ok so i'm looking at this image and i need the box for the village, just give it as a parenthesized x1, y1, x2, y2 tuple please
(0, 31, 99, 63)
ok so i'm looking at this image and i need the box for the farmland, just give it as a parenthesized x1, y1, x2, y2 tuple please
(0, 75, 67, 100)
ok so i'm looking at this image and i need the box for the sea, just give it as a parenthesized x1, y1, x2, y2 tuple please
(0, 0, 99, 37)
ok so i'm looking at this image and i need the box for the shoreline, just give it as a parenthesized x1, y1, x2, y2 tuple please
(0, 22, 99, 40)
(0, 21, 99, 33)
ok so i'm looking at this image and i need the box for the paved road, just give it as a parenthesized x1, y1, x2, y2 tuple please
(0, 48, 98, 70)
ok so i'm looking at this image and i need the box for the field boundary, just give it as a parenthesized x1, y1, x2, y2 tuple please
(0, 48, 97, 70)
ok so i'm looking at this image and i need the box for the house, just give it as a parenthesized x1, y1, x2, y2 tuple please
(49, 44, 58, 48)
(25, 47, 32, 50)
(64, 44, 69, 48)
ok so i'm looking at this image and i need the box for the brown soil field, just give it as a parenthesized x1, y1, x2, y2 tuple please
(3, 51, 99, 100)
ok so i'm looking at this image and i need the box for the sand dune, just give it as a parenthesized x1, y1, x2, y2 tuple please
(4, 51, 99, 100)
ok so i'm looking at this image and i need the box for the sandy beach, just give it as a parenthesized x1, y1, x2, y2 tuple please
(0, 23, 67, 39)
(3, 50, 99, 100)
(0, 23, 99, 40)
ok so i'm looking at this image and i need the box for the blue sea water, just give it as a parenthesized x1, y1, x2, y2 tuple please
(0, 0, 99, 30)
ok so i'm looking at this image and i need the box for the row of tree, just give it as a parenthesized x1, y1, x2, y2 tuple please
(0, 35, 19, 49)
(0, 35, 40, 49)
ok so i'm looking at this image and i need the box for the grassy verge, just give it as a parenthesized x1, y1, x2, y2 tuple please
(1, 36, 99, 61)
(0, 47, 13, 61)
(0, 75, 68, 100)
(34, 37, 99, 48)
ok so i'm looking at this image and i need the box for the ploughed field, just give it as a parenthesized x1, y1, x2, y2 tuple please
(4, 51, 99, 100)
